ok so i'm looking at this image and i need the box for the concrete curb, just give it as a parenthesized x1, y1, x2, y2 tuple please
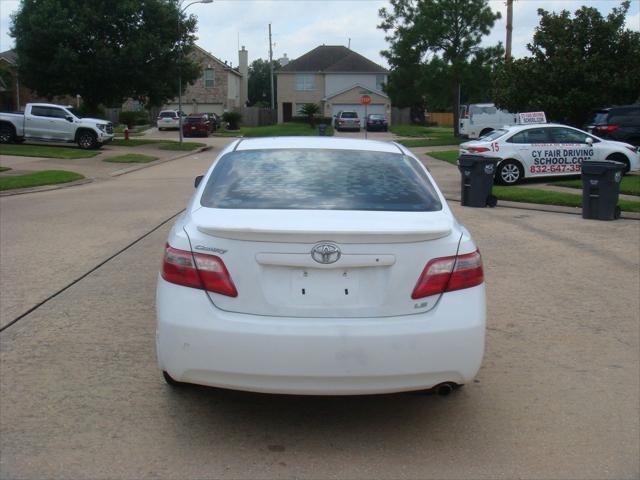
(444, 196, 640, 220)
(0, 178, 94, 197)
(109, 146, 212, 177)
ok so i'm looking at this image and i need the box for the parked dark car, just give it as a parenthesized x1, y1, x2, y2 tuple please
(182, 113, 213, 137)
(584, 105, 640, 146)
(365, 114, 388, 132)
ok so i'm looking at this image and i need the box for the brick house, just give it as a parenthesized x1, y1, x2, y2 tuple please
(0, 49, 77, 111)
(276, 45, 390, 126)
(161, 45, 248, 115)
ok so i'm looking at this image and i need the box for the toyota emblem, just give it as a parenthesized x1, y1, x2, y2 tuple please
(311, 242, 341, 264)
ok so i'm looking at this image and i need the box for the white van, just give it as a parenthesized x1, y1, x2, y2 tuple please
(459, 103, 517, 139)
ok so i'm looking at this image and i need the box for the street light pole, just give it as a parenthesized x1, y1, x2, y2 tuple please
(178, 0, 213, 143)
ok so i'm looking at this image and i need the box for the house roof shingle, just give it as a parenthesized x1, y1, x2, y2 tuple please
(0, 49, 18, 66)
(278, 46, 387, 74)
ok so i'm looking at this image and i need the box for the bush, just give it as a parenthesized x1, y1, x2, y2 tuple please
(77, 104, 106, 119)
(118, 110, 148, 128)
(222, 111, 242, 130)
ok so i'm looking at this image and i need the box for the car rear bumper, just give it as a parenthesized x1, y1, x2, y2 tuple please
(156, 277, 485, 395)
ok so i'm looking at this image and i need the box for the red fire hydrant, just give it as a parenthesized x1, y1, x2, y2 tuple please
(124, 127, 130, 141)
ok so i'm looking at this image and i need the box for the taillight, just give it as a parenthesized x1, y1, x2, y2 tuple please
(464, 112, 469, 118)
(595, 125, 620, 132)
(467, 146, 490, 153)
(161, 244, 238, 297)
(411, 250, 483, 299)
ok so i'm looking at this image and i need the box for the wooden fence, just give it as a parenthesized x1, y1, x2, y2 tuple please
(427, 112, 454, 126)
(237, 107, 277, 127)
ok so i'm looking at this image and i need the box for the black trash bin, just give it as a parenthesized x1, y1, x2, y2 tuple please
(318, 124, 327, 136)
(458, 154, 499, 208)
(581, 160, 625, 220)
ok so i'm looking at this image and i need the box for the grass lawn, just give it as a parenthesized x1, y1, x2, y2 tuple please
(0, 144, 101, 159)
(110, 139, 205, 151)
(0, 166, 11, 172)
(110, 138, 164, 147)
(158, 141, 206, 151)
(552, 175, 640, 196)
(0, 170, 84, 191)
(427, 150, 458, 165)
(391, 125, 463, 147)
(211, 123, 335, 138)
(104, 154, 158, 163)
(493, 186, 640, 213)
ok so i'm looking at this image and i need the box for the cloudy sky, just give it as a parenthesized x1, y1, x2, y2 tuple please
(0, 0, 638, 68)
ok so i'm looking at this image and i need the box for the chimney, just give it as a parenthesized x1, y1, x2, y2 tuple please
(239, 46, 249, 106)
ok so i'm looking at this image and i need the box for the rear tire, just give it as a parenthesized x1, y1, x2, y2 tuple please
(606, 153, 630, 174)
(77, 130, 97, 150)
(496, 160, 523, 185)
(0, 124, 16, 144)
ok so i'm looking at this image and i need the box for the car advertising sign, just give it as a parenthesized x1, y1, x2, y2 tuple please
(518, 111, 546, 124)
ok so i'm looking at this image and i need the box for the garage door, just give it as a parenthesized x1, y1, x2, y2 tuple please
(332, 104, 386, 127)
(165, 103, 224, 115)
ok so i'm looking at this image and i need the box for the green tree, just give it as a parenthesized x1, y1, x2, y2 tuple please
(248, 58, 280, 107)
(10, 0, 201, 112)
(299, 103, 320, 127)
(492, 1, 640, 126)
(379, 0, 501, 134)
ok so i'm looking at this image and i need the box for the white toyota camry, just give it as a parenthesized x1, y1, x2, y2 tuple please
(460, 123, 640, 185)
(156, 137, 485, 395)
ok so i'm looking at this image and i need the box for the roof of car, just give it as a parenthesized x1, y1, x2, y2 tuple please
(234, 137, 404, 154)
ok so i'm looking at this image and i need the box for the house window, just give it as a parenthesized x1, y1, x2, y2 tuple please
(376, 75, 385, 92)
(204, 68, 215, 88)
(295, 74, 315, 91)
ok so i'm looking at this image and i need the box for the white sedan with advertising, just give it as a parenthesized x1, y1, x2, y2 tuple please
(460, 123, 639, 185)
(156, 137, 486, 396)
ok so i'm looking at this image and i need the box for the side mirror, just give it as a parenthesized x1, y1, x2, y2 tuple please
(194, 175, 203, 188)
(66, 116, 74, 122)
(585, 137, 593, 146)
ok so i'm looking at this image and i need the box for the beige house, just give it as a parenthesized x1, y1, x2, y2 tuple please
(162, 45, 248, 115)
(276, 45, 390, 125)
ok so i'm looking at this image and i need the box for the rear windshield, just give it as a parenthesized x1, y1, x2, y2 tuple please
(159, 111, 177, 118)
(185, 117, 205, 123)
(590, 111, 609, 125)
(368, 114, 385, 120)
(200, 149, 442, 212)
(341, 112, 358, 119)
(480, 129, 508, 141)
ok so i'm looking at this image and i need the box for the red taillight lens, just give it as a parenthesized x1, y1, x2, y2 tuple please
(467, 146, 490, 153)
(595, 125, 620, 132)
(464, 112, 469, 118)
(411, 250, 483, 299)
(161, 244, 238, 297)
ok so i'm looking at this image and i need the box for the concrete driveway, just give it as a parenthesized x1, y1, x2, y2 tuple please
(0, 145, 638, 479)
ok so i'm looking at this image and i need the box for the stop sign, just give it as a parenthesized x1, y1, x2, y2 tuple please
(360, 95, 372, 105)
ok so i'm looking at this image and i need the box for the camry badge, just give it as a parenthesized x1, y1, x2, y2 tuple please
(311, 242, 341, 264)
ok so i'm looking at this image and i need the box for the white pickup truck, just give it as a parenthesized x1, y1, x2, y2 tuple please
(0, 103, 114, 149)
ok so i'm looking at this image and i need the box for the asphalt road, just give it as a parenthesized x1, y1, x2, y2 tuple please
(1, 147, 639, 479)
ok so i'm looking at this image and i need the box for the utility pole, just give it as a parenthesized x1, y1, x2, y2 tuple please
(269, 23, 275, 110)
(506, 0, 513, 61)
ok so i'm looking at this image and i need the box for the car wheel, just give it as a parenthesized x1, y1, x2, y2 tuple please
(606, 153, 631, 174)
(0, 124, 16, 144)
(497, 160, 523, 185)
(162, 371, 185, 387)
(77, 131, 98, 150)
